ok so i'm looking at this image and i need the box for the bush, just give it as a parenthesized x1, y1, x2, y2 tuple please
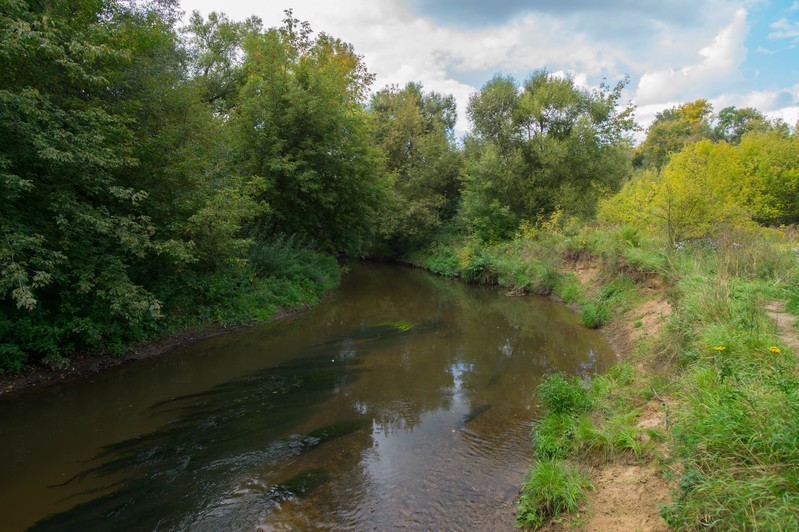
(462, 250, 498, 284)
(0, 343, 27, 375)
(425, 245, 460, 278)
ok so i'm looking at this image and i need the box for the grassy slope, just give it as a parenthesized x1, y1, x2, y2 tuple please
(410, 223, 799, 530)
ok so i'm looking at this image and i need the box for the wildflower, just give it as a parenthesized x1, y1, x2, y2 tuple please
(713, 346, 726, 351)
(768, 345, 781, 353)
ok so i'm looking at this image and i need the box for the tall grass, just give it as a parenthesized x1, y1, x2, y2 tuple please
(656, 231, 799, 529)
(521, 365, 657, 528)
(517, 459, 591, 528)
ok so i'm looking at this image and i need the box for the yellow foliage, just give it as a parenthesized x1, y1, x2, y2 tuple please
(601, 140, 753, 245)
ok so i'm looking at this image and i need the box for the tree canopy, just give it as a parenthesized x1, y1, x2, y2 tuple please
(459, 71, 637, 241)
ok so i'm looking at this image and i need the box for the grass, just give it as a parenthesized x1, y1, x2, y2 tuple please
(522, 363, 661, 528)
(516, 458, 592, 529)
(414, 220, 799, 530)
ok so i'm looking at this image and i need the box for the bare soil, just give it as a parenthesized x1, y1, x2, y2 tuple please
(557, 257, 674, 531)
(765, 301, 799, 351)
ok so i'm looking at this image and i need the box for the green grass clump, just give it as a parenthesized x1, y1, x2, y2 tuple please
(538, 374, 593, 415)
(517, 459, 591, 529)
(581, 301, 610, 328)
(533, 412, 580, 459)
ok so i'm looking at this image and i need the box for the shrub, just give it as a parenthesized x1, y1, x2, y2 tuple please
(425, 245, 460, 278)
(462, 250, 497, 284)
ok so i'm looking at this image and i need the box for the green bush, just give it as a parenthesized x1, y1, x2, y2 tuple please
(425, 245, 460, 278)
(462, 250, 498, 284)
(0, 344, 28, 375)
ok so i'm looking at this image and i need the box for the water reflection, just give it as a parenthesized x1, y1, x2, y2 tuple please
(5, 262, 614, 530)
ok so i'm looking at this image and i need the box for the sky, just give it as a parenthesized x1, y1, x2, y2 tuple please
(178, 0, 799, 137)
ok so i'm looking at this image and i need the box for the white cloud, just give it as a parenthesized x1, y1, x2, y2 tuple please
(769, 18, 799, 42)
(179, 1, 795, 137)
(634, 9, 749, 106)
(711, 83, 799, 128)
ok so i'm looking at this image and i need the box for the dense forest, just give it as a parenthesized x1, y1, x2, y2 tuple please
(5, 1, 799, 529)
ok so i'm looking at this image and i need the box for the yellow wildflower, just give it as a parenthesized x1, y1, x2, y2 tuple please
(768, 345, 781, 353)
(713, 346, 726, 351)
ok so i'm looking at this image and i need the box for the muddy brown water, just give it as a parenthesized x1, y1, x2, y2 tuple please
(0, 262, 614, 531)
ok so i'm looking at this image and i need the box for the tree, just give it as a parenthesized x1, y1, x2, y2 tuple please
(0, 0, 180, 366)
(460, 71, 635, 241)
(369, 82, 461, 251)
(234, 12, 387, 255)
(637, 99, 713, 170)
(712, 106, 770, 145)
(183, 10, 263, 113)
(601, 140, 750, 247)
(737, 130, 799, 225)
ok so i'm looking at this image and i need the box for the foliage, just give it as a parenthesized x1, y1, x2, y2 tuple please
(424, 245, 460, 278)
(737, 130, 799, 225)
(459, 71, 636, 241)
(601, 140, 752, 247)
(369, 82, 461, 253)
(234, 12, 387, 255)
(712, 106, 771, 144)
(636, 99, 714, 170)
(0, 4, 353, 371)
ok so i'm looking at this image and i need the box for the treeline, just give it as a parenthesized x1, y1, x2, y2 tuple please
(2, 0, 798, 374)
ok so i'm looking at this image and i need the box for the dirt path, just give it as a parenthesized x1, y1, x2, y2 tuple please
(765, 301, 799, 351)
(558, 258, 674, 531)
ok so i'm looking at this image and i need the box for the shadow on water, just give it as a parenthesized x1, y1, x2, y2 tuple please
(33, 321, 438, 531)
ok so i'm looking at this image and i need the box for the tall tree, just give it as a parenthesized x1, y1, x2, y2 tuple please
(637, 99, 713, 169)
(183, 10, 263, 113)
(369, 82, 461, 252)
(0, 0, 184, 367)
(460, 71, 635, 241)
(712, 106, 771, 145)
(234, 11, 387, 255)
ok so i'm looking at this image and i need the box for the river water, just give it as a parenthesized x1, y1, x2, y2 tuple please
(0, 262, 614, 531)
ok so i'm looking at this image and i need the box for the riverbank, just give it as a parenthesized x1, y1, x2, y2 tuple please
(410, 222, 799, 530)
(0, 299, 333, 401)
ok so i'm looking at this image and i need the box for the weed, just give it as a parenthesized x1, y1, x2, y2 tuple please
(537, 374, 593, 416)
(516, 459, 591, 529)
(582, 301, 610, 328)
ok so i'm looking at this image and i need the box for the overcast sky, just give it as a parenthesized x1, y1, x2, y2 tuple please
(179, 0, 799, 137)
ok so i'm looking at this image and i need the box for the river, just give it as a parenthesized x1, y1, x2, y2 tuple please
(0, 262, 614, 530)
